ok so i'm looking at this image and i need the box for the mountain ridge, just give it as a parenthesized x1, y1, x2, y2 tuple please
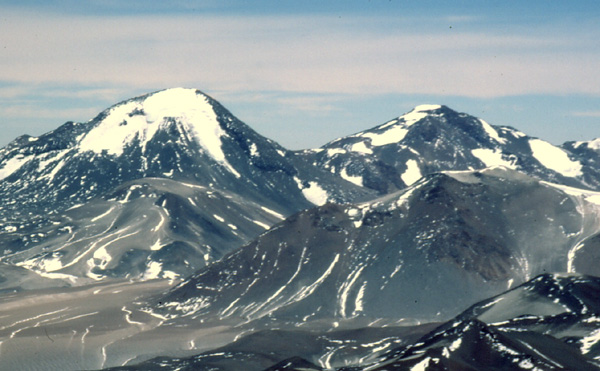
(0, 88, 374, 286)
(1, 88, 600, 370)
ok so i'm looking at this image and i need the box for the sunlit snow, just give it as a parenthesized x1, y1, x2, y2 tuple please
(471, 148, 516, 169)
(529, 139, 582, 177)
(77, 88, 241, 177)
(361, 125, 410, 146)
(574, 138, 600, 151)
(0, 155, 32, 181)
(410, 357, 432, 371)
(354, 105, 440, 148)
(260, 206, 285, 219)
(142, 261, 163, 280)
(326, 148, 347, 156)
(340, 167, 364, 187)
(350, 141, 373, 154)
(401, 159, 422, 185)
(252, 220, 270, 229)
(17, 253, 63, 272)
(479, 119, 506, 144)
(302, 182, 329, 205)
(294, 177, 329, 205)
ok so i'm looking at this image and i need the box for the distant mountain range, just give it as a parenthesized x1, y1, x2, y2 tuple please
(0, 88, 599, 370)
(303, 104, 600, 194)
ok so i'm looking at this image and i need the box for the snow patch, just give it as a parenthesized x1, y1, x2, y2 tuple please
(292, 254, 339, 302)
(518, 359, 535, 369)
(341, 167, 364, 187)
(92, 246, 112, 270)
(574, 138, 600, 151)
(142, 261, 163, 280)
(326, 148, 347, 157)
(17, 253, 63, 272)
(471, 148, 516, 169)
(149, 240, 163, 251)
(353, 281, 367, 316)
(581, 328, 600, 354)
(38, 150, 69, 182)
(163, 270, 179, 281)
(302, 182, 328, 205)
(479, 119, 506, 144)
(361, 125, 409, 146)
(339, 265, 366, 318)
(0, 155, 32, 181)
(529, 139, 582, 177)
(413, 104, 442, 112)
(411, 357, 431, 371)
(350, 141, 373, 154)
(294, 177, 328, 205)
(448, 338, 461, 352)
(352, 105, 439, 149)
(401, 159, 422, 186)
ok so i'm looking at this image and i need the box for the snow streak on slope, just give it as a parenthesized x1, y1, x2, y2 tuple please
(540, 181, 600, 273)
(0, 155, 33, 180)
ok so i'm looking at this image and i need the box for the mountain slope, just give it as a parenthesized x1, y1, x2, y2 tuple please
(0, 88, 373, 285)
(0, 178, 288, 285)
(362, 274, 600, 370)
(74, 274, 600, 371)
(303, 105, 597, 194)
(155, 167, 600, 324)
(0, 88, 370, 218)
(102, 325, 438, 371)
(2, 92, 600, 370)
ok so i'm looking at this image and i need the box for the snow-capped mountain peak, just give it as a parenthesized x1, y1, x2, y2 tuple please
(77, 88, 240, 176)
(302, 103, 599, 195)
(346, 104, 443, 149)
(412, 104, 442, 112)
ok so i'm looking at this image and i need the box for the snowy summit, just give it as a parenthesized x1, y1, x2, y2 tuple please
(77, 88, 240, 176)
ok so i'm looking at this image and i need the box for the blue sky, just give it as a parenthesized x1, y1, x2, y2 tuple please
(1, 1, 599, 149)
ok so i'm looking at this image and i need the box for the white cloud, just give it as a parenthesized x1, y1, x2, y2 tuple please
(0, 9, 599, 99)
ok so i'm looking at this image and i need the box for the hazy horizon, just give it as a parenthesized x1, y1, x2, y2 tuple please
(1, 1, 599, 149)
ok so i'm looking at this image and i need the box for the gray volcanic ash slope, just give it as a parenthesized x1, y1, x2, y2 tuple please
(103, 324, 439, 371)
(0, 178, 287, 286)
(302, 104, 599, 194)
(156, 167, 600, 325)
(100, 274, 600, 371)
